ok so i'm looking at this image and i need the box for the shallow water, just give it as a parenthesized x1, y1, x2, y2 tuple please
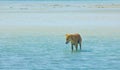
(0, 1, 120, 69)
(0, 32, 120, 70)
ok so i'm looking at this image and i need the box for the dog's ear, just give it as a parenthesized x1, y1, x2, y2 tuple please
(65, 34, 69, 36)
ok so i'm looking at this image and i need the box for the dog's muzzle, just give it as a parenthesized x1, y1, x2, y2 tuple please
(65, 41, 68, 44)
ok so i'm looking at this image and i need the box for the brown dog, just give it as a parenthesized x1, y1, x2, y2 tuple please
(65, 33, 82, 51)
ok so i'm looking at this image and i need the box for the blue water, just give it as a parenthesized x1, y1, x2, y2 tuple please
(0, 32, 120, 70)
(0, 1, 120, 69)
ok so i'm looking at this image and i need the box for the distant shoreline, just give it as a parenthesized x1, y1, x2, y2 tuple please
(0, 2, 120, 13)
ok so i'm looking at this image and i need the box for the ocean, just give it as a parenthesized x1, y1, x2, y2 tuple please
(0, 32, 120, 70)
(0, 1, 120, 70)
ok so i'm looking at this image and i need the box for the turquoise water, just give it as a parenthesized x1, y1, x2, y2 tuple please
(0, 32, 120, 70)
(0, 1, 120, 69)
